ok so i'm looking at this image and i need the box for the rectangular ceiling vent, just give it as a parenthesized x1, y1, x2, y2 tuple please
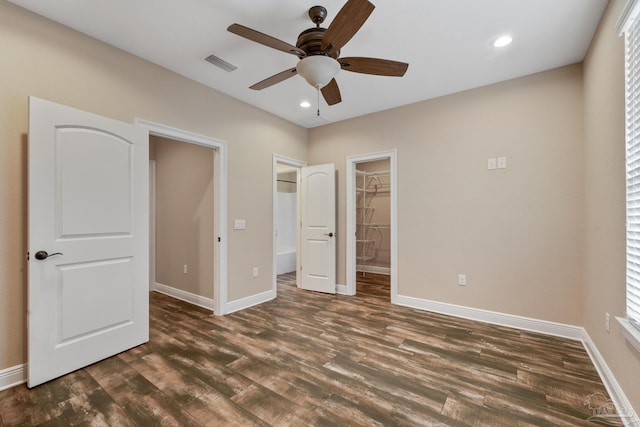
(205, 54, 237, 72)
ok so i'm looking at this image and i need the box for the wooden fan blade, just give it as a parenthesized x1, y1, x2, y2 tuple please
(321, 79, 342, 105)
(250, 68, 298, 90)
(320, 0, 375, 56)
(228, 23, 305, 57)
(340, 57, 409, 76)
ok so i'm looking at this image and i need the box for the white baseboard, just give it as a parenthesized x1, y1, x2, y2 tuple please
(225, 289, 275, 315)
(0, 364, 26, 391)
(394, 294, 584, 340)
(153, 282, 215, 311)
(336, 283, 348, 295)
(581, 332, 640, 427)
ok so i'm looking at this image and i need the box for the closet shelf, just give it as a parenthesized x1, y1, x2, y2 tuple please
(356, 188, 390, 194)
(360, 224, 390, 229)
(356, 170, 389, 177)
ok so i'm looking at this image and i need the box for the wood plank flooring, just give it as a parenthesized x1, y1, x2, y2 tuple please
(0, 273, 615, 426)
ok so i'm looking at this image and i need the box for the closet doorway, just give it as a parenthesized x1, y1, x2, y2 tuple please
(150, 135, 215, 310)
(272, 155, 305, 294)
(346, 151, 397, 301)
(139, 120, 227, 316)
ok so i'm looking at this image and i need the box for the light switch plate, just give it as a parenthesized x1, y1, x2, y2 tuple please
(488, 158, 497, 170)
(234, 219, 246, 230)
(497, 156, 507, 169)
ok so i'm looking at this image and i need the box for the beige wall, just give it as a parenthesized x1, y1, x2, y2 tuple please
(310, 64, 585, 325)
(583, 0, 640, 412)
(0, 2, 307, 371)
(153, 136, 214, 299)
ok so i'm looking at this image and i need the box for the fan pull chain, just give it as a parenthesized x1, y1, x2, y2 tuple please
(317, 87, 321, 117)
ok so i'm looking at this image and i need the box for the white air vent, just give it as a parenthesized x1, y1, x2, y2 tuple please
(205, 55, 237, 72)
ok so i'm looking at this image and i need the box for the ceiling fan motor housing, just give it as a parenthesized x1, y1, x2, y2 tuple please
(296, 27, 339, 58)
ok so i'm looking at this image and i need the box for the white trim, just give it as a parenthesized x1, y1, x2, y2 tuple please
(395, 294, 584, 340)
(618, 0, 640, 35)
(272, 155, 306, 295)
(135, 119, 228, 315)
(582, 330, 640, 427)
(0, 364, 26, 391)
(336, 283, 348, 295)
(149, 160, 156, 292)
(225, 289, 275, 314)
(153, 282, 215, 311)
(346, 150, 398, 300)
(617, 316, 640, 353)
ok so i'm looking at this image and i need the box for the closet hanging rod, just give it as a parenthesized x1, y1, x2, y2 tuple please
(277, 179, 296, 184)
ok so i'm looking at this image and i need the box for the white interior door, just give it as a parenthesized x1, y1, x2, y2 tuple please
(300, 163, 336, 293)
(28, 97, 149, 387)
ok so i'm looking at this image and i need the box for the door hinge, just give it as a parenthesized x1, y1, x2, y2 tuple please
(217, 237, 221, 243)
(26, 251, 29, 261)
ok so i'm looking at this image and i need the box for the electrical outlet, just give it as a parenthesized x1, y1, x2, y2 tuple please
(605, 312, 610, 332)
(252, 267, 258, 278)
(458, 274, 466, 286)
(183, 264, 188, 274)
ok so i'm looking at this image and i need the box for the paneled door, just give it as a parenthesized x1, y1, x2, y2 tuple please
(28, 97, 149, 387)
(299, 163, 336, 294)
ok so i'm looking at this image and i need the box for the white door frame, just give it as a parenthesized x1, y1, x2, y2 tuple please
(346, 150, 398, 301)
(136, 119, 228, 315)
(272, 154, 306, 293)
(149, 160, 156, 291)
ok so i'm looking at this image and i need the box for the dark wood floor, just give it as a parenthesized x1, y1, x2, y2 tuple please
(0, 273, 614, 426)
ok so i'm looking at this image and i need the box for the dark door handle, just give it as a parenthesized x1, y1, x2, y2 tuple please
(324, 232, 334, 237)
(34, 250, 63, 260)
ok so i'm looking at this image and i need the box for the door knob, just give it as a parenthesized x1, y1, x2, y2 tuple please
(324, 232, 334, 237)
(34, 250, 63, 260)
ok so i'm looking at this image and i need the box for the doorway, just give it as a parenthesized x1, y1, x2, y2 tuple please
(149, 135, 215, 310)
(346, 150, 398, 302)
(137, 119, 228, 315)
(272, 155, 305, 294)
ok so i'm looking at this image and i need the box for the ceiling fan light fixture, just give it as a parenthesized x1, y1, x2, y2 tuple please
(300, 101, 312, 108)
(296, 55, 340, 89)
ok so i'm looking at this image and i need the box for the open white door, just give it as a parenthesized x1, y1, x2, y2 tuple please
(299, 163, 336, 294)
(28, 97, 149, 387)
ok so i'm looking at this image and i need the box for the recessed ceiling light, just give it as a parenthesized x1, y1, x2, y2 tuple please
(300, 101, 311, 108)
(493, 35, 513, 48)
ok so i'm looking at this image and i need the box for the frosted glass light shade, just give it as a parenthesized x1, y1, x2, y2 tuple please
(296, 56, 340, 89)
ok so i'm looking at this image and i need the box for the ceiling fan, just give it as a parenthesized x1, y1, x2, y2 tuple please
(227, 0, 409, 107)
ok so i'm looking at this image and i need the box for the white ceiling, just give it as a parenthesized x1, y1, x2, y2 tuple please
(8, 0, 608, 128)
